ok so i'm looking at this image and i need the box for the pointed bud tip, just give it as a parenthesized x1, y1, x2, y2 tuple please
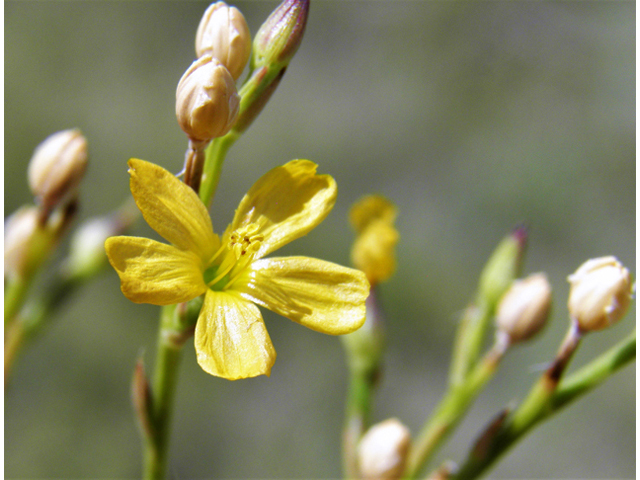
(511, 224, 528, 249)
(253, 0, 309, 68)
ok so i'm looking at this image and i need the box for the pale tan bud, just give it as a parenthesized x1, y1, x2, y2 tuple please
(567, 256, 633, 332)
(66, 217, 116, 279)
(27, 129, 88, 211)
(195, 2, 251, 81)
(176, 55, 240, 142)
(4, 207, 40, 279)
(495, 273, 551, 343)
(358, 418, 411, 480)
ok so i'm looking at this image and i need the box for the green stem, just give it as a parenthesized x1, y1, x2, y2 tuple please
(4, 275, 33, 329)
(553, 328, 635, 410)
(406, 343, 504, 478)
(5, 276, 79, 384)
(453, 327, 635, 480)
(143, 304, 185, 480)
(449, 302, 490, 388)
(343, 368, 378, 479)
(199, 132, 239, 207)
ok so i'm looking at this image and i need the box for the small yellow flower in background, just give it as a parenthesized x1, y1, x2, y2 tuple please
(350, 195, 399, 286)
(105, 159, 369, 380)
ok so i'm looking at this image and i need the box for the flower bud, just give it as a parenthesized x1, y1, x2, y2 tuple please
(350, 195, 399, 286)
(358, 418, 411, 480)
(27, 129, 88, 212)
(252, 0, 309, 69)
(4, 207, 40, 279)
(567, 256, 633, 332)
(176, 55, 240, 142)
(478, 227, 527, 309)
(195, 2, 251, 81)
(495, 273, 551, 343)
(66, 218, 117, 279)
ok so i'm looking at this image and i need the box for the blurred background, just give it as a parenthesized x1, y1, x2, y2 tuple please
(5, 1, 635, 478)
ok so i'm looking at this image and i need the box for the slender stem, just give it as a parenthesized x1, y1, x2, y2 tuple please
(4, 276, 79, 384)
(183, 143, 207, 194)
(406, 343, 505, 478)
(5, 275, 34, 329)
(342, 368, 378, 479)
(449, 302, 489, 388)
(143, 305, 185, 480)
(199, 132, 239, 208)
(553, 329, 635, 410)
(451, 324, 636, 480)
(4, 320, 28, 383)
(341, 288, 385, 479)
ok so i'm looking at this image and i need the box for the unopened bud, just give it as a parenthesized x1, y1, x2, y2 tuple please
(66, 218, 117, 279)
(496, 273, 551, 343)
(478, 227, 527, 309)
(358, 418, 411, 480)
(176, 55, 240, 142)
(253, 0, 309, 69)
(195, 2, 251, 81)
(27, 129, 88, 213)
(4, 207, 40, 279)
(3, 204, 72, 280)
(567, 256, 633, 332)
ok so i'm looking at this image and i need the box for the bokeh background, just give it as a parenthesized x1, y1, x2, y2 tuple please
(5, 1, 635, 478)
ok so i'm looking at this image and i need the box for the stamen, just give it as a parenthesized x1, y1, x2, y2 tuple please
(208, 223, 264, 290)
(208, 243, 227, 265)
(207, 261, 235, 287)
(223, 269, 245, 291)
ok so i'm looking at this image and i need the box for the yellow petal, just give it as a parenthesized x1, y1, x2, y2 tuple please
(234, 257, 369, 335)
(128, 158, 218, 258)
(229, 160, 336, 258)
(349, 194, 397, 234)
(351, 220, 399, 285)
(195, 290, 276, 380)
(105, 236, 206, 305)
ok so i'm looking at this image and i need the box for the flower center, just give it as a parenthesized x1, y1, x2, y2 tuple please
(204, 223, 263, 291)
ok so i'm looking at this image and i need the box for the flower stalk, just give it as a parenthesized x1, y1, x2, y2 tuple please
(4, 202, 137, 383)
(452, 327, 635, 480)
(342, 289, 385, 478)
(199, 0, 309, 207)
(405, 338, 507, 478)
(142, 304, 187, 480)
(449, 228, 527, 388)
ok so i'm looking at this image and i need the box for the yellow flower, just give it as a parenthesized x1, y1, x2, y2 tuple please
(105, 159, 369, 380)
(349, 195, 399, 286)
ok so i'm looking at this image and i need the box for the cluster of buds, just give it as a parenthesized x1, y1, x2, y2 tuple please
(176, 0, 310, 148)
(176, 2, 250, 145)
(5, 129, 88, 280)
(493, 255, 633, 348)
